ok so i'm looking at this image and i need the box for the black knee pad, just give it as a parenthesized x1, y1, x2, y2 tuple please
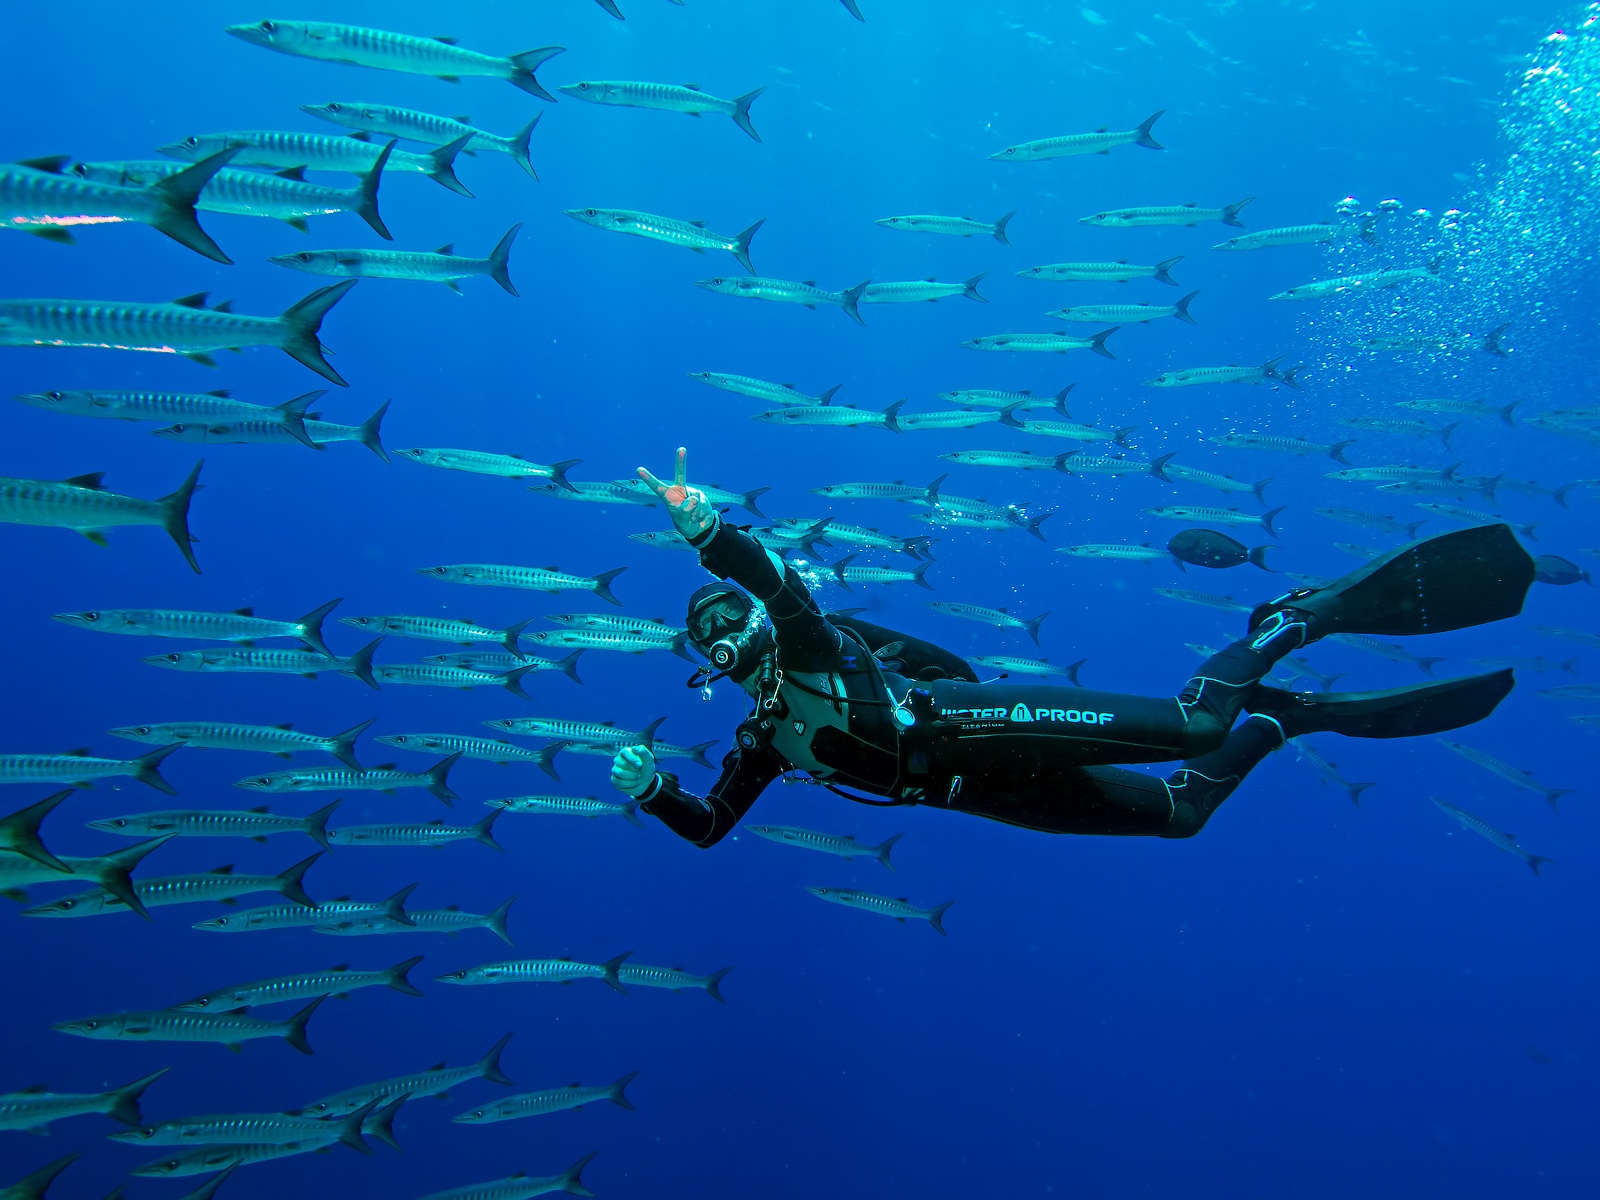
(1180, 713, 1229, 758)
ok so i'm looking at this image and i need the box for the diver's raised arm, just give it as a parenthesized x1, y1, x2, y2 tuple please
(639, 446, 718, 545)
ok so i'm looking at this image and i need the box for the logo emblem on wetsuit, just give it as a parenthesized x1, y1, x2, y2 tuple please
(1010, 703, 1034, 722)
(792, 720, 806, 735)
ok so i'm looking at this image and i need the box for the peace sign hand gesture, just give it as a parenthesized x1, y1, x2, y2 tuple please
(638, 446, 718, 542)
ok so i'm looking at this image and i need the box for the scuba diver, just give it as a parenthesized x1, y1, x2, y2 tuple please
(610, 448, 1535, 844)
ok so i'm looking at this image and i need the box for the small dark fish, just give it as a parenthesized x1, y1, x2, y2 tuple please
(1533, 555, 1591, 586)
(1166, 528, 1274, 571)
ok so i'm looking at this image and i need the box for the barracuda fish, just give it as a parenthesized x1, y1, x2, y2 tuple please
(143, 639, 382, 690)
(938, 385, 1073, 413)
(1326, 633, 1446, 675)
(1313, 508, 1425, 537)
(746, 824, 901, 868)
(1271, 261, 1443, 301)
(304, 101, 539, 177)
(415, 1155, 597, 1200)
(1147, 360, 1299, 389)
(1334, 542, 1381, 558)
(806, 887, 953, 934)
(990, 111, 1163, 160)
(328, 810, 502, 851)
(112, 1097, 383, 1152)
(437, 952, 631, 991)
(1328, 463, 1460, 484)
(487, 715, 664, 747)
(1276, 657, 1346, 691)
(1470, 655, 1578, 675)
(962, 329, 1118, 357)
(160, 130, 472, 198)
(567, 206, 762, 273)
(129, 1140, 337, 1178)
(370, 662, 541, 698)
(191, 883, 417, 933)
(0, 1069, 167, 1133)
(21, 386, 323, 448)
(631, 530, 694, 551)
(1290, 739, 1374, 806)
(1415, 505, 1539, 541)
(913, 510, 1051, 538)
(913, 490, 1015, 520)
(489, 794, 642, 823)
(24, 853, 320, 918)
(54, 597, 341, 654)
(545, 613, 683, 638)
(236, 754, 461, 806)
(299, 1033, 514, 1119)
(0, 281, 357, 384)
(1058, 543, 1174, 564)
(75, 153, 391, 238)
(1055, 452, 1156, 477)
(863, 276, 987, 305)
(1432, 797, 1552, 874)
(377, 734, 566, 779)
(560, 78, 766, 140)
(925, 601, 1048, 644)
(1, 150, 236, 259)
(1154, 587, 1249, 612)
(1212, 223, 1339, 251)
(1084, 198, 1254, 227)
(55, 996, 326, 1053)
(106, 719, 371, 769)
(1383, 473, 1502, 501)
(617, 962, 731, 1001)
(688, 371, 840, 407)
(342, 613, 532, 656)
(0, 743, 181, 794)
(1211, 433, 1351, 460)
(1144, 505, 1284, 537)
(273, 225, 520, 296)
(0, 463, 203, 571)
(811, 525, 931, 558)
(813, 476, 945, 502)
(87, 802, 340, 849)
(227, 20, 565, 100)
(1437, 742, 1574, 809)
(521, 627, 691, 659)
(1337, 416, 1458, 447)
(940, 449, 1064, 470)
(454, 1073, 637, 1124)
(419, 563, 626, 605)
(1016, 256, 1183, 285)
(1394, 397, 1520, 424)
(754, 401, 903, 430)
(830, 556, 932, 590)
(969, 655, 1085, 683)
(696, 275, 870, 325)
(528, 480, 653, 506)
(876, 212, 1014, 242)
(1540, 682, 1600, 700)
(317, 897, 516, 942)
(999, 408, 1134, 445)
(1048, 291, 1198, 324)
(0, 835, 169, 914)
(1149, 454, 1272, 503)
(1529, 626, 1600, 650)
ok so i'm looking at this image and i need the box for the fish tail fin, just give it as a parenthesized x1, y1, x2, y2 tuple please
(384, 956, 426, 997)
(842, 0, 867, 19)
(1497, 399, 1521, 426)
(274, 851, 322, 907)
(998, 403, 1026, 429)
(1221, 195, 1255, 227)
(960, 272, 988, 302)
(610, 1070, 641, 1107)
(304, 800, 341, 850)
(1089, 326, 1119, 358)
(539, 458, 581, 494)
(1261, 506, 1285, 539)
(670, 631, 694, 662)
(1405, 521, 1427, 540)
(479, 1031, 516, 1083)
(283, 995, 326, 1056)
(1551, 482, 1576, 509)
(1346, 781, 1376, 806)
(0, 789, 73, 872)
(105, 1067, 170, 1127)
(509, 113, 541, 179)
(637, 717, 665, 748)
(992, 210, 1016, 245)
(840, 279, 870, 325)
(1527, 853, 1554, 876)
(1114, 425, 1139, 449)
(732, 217, 764, 273)
(591, 567, 627, 606)
(926, 472, 947, 501)
(157, 460, 204, 573)
(280, 279, 357, 386)
(273, 389, 325, 449)
(509, 47, 565, 101)
(484, 223, 521, 296)
(621, 798, 645, 826)
(1153, 255, 1184, 286)
(1249, 544, 1277, 571)
(1438, 421, 1460, 449)
(148, 148, 237, 263)
(472, 807, 505, 851)
(501, 619, 534, 658)
(1148, 451, 1176, 480)
(1328, 440, 1355, 464)
(815, 384, 842, 405)
(294, 596, 342, 658)
(557, 1151, 599, 1198)
(1252, 477, 1273, 504)
(1416, 656, 1447, 677)
(1543, 787, 1575, 811)
(485, 897, 517, 947)
(500, 663, 536, 701)
(91, 835, 173, 921)
(380, 881, 419, 927)
(5, 1157, 77, 1198)
(131, 743, 183, 795)
(881, 398, 905, 433)
(688, 739, 718, 770)
(350, 139, 394, 239)
(1065, 657, 1088, 687)
(1135, 109, 1165, 149)
(350, 400, 390, 462)
(1173, 290, 1200, 324)
(912, 560, 934, 590)
(874, 831, 904, 871)
(1024, 611, 1050, 645)
(601, 951, 633, 993)
(738, 485, 771, 517)
(426, 134, 475, 197)
(335, 1097, 380, 1154)
(364, 1093, 408, 1151)
(1026, 512, 1052, 543)
(926, 900, 955, 936)
(731, 88, 765, 141)
(344, 637, 384, 691)
(534, 740, 566, 781)
(426, 752, 463, 806)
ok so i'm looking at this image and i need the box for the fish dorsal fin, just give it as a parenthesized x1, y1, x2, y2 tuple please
(248, 805, 270, 814)
(232, 606, 254, 616)
(346, 130, 372, 141)
(434, 244, 454, 255)
(426, 820, 446, 829)
(205, 389, 232, 398)
(684, 82, 702, 90)
(453, 115, 472, 123)
(331, 964, 350, 972)
(225, 1006, 249, 1015)
(1096, 126, 1108, 132)
(173, 292, 210, 308)
(63, 472, 106, 489)
(376, 762, 396, 771)
(213, 300, 234, 313)
(444, 904, 460, 911)
(66, 747, 92, 757)
(273, 722, 294, 730)
(17, 1083, 48, 1094)
(19, 155, 71, 173)
(434, 34, 459, 44)
(1184, 202, 1197, 208)
(210, 865, 236, 875)
(275, 166, 307, 181)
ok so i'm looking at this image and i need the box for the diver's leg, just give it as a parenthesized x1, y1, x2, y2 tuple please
(1158, 716, 1284, 837)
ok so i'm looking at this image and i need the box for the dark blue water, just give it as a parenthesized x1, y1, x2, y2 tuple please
(3, 2, 1597, 1197)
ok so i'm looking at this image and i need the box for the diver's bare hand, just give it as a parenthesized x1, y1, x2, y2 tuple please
(638, 447, 716, 541)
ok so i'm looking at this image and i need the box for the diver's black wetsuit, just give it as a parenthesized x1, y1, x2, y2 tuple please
(639, 520, 1295, 844)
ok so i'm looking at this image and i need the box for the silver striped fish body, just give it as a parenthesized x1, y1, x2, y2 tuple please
(302, 1055, 496, 1117)
(1328, 465, 1452, 483)
(806, 887, 951, 930)
(343, 613, 514, 644)
(989, 128, 1139, 160)
(1154, 462, 1259, 494)
(0, 476, 170, 533)
(862, 280, 971, 304)
(235, 764, 426, 794)
(940, 450, 1058, 469)
(0, 751, 144, 785)
(1012, 418, 1116, 442)
(913, 511, 1015, 532)
(689, 372, 830, 406)
(745, 825, 882, 860)
(963, 332, 1101, 353)
(1048, 302, 1178, 323)
(1436, 741, 1563, 798)
(529, 480, 650, 505)
(1150, 365, 1272, 387)
(898, 409, 998, 430)
(156, 417, 318, 446)
(26, 868, 295, 917)
(416, 1171, 582, 1200)
(1212, 434, 1338, 455)
(969, 655, 1064, 677)
(422, 564, 611, 591)
(615, 963, 720, 993)
(824, 524, 920, 552)
(0, 1088, 124, 1131)
(301, 415, 373, 444)
(1272, 265, 1440, 301)
(1314, 508, 1416, 532)
(315, 907, 491, 937)
(76, 159, 365, 222)
(1432, 796, 1546, 865)
(1016, 261, 1165, 282)
(118, 1110, 339, 1146)
(0, 296, 291, 355)
(161, 131, 437, 176)
(230, 22, 524, 80)
(0, 853, 106, 888)
(484, 717, 637, 744)
(54, 607, 309, 642)
(544, 613, 678, 638)
(305, 102, 516, 154)
(16, 387, 279, 424)
(131, 1139, 326, 1178)
(836, 564, 919, 585)
(371, 663, 516, 689)
(1154, 588, 1248, 612)
(813, 482, 932, 500)
(327, 820, 480, 847)
(394, 448, 558, 479)
(564, 79, 735, 115)
(914, 492, 1013, 520)
(521, 629, 674, 652)
(1058, 543, 1169, 562)
(697, 276, 844, 307)
(875, 214, 999, 237)
(567, 207, 743, 255)
(438, 959, 606, 985)
(193, 898, 389, 932)
(938, 388, 1048, 408)
(144, 647, 337, 675)
(86, 808, 316, 840)
(1081, 204, 1232, 227)
(454, 1083, 614, 1123)
(755, 405, 887, 427)
(489, 795, 635, 818)
(1145, 505, 1272, 529)
(0, 163, 169, 232)
(1214, 223, 1337, 250)
(376, 733, 547, 764)
(273, 247, 490, 283)
(925, 602, 1029, 630)
(55, 1008, 292, 1044)
(1057, 454, 1152, 476)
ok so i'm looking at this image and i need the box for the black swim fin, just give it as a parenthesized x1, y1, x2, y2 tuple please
(1247, 669, 1514, 740)
(1249, 524, 1534, 639)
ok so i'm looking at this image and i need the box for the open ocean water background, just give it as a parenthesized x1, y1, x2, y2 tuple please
(1, 1, 1597, 1196)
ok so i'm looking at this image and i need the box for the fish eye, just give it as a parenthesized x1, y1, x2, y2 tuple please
(471, 1110, 484, 1119)
(45, 390, 64, 400)
(578, 82, 590, 90)
(326, 101, 341, 112)
(710, 278, 724, 285)
(184, 137, 198, 149)
(295, 252, 313, 262)
(59, 898, 76, 910)
(112, 819, 127, 828)
(86, 1019, 99, 1029)
(83, 611, 99, 621)
(584, 209, 597, 217)
(132, 726, 150, 736)
(261, 20, 275, 32)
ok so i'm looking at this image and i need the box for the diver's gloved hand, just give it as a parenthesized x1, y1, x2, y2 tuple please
(610, 744, 658, 797)
(638, 446, 717, 543)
